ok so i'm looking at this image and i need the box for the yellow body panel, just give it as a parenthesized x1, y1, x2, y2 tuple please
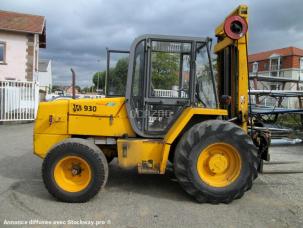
(164, 107, 228, 144)
(34, 97, 135, 158)
(68, 112, 135, 137)
(68, 97, 135, 137)
(34, 134, 70, 158)
(213, 37, 233, 53)
(34, 100, 69, 134)
(117, 139, 164, 172)
(34, 100, 71, 158)
(69, 97, 127, 117)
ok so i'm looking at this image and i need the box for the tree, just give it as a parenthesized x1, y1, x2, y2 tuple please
(52, 85, 62, 92)
(91, 53, 181, 95)
(110, 58, 128, 95)
(151, 52, 179, 90)
(82, 87, 91, 93)
(93, 71, 106, 91)
(91, 58, 128, 95)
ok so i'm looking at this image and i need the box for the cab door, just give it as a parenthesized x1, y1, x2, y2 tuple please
(143, 39, 193, 136)
(126, 36, 196, 137)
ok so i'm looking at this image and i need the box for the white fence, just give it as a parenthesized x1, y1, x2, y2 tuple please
(0, 81, 39, 121)
(154, 89, 188, 98)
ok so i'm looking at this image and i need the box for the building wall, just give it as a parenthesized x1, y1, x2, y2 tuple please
(0, 31, 40, 82)
(26, 33, 39, 81)
(38, 61, 52, 92)
(249, 56, 302, 80)
(281, 56, 294, 69)
(66, 87, 79, 95)
(0, 31, 28, 81)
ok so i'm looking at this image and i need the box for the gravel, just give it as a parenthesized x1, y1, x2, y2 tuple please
(0, 123, 302, 227)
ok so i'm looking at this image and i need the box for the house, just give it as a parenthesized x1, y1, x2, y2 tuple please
(0, 10, 46, 122)
(248, 46, 303, 84)
(65, 86, 79, 95)
(38, 59, 52, 92)
(248, 47, 303, 108)
(0, 10, 46, 82)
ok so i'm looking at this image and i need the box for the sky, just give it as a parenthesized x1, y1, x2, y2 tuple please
(1, 0, 303, 87)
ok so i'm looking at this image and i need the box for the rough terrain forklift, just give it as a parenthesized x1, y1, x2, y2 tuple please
(34, 5, 269, 203)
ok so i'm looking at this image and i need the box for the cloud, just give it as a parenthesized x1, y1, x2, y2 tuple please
(1, 0, 302, 86)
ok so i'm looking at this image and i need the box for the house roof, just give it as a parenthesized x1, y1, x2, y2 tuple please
(248, 47, 303, 62)
(38, 59, 51, 72)
(0, 10, 46, 48)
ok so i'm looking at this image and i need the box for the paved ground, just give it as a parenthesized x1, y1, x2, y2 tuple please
(0, 123, 302, 227)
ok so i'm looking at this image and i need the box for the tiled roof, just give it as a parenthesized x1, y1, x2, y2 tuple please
(248, 47, 303, 62)
(0, 10, 45, 34)
(0, 10, 46, 48)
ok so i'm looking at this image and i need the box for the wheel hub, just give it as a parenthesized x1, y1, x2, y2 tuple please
(196, 143, 242, 187)
(71, 164, 83, 176)
(54, 156, 92, 192)
(208, 154, 228, 174)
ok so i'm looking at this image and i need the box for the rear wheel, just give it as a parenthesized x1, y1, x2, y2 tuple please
(42, 138, 108, 203)
(174, 120, 259, 204)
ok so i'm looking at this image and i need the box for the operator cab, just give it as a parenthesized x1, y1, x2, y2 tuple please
(106, 35, 217, 137)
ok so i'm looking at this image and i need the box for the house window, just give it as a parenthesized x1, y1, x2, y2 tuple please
(270, 84, 276, 90)
(252, 62, 258, 73)
(300, 57, 303, 70)
(270, 58, 279, 71)
(264, 63, 268, 70)
(270, 83, 281, 90)
(0, 42, 6, 63)
(271, 71, 277, 77)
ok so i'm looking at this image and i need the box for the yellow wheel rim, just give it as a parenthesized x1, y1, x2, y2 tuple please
(197, 143, 241, 188)
(54, 156, 92, 192)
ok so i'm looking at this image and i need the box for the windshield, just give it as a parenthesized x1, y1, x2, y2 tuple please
(196, 43, 217, 108)
(150, 40, 191, 99)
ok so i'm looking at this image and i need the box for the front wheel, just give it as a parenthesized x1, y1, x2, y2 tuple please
(174, 120, 259, 204)
(42, 138, 108, 203)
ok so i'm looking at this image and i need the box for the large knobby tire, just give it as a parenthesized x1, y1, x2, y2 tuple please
(42, 138, 108, 203)
(174, 120, 259, 204)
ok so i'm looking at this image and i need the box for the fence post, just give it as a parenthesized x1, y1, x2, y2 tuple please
(34, 81, 39, 119)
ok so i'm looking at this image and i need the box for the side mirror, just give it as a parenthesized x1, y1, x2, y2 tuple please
(220, 95, 232, 105)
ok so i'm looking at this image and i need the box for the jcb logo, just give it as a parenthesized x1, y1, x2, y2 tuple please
(72, 104, 97, 112)
(73, 104, 82, 112)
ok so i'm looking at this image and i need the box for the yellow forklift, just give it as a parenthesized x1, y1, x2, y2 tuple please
(33, 5, 269, 203)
